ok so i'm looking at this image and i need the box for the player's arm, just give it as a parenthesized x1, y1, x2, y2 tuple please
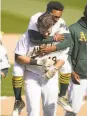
(55, 59, 65, 69)
(15, 54, 45, 66)
(0, 68, 8, 78)
(69, 26, 80, 84)
(28, 30, 54, 44)
(45, 59, 65, 79)
(45, 54, 67, 79)
(55, 33, 72, 50)
(14, 34, 45, 66)
(29, 30, 72, 52)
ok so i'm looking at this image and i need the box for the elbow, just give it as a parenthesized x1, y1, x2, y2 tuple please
(15, 54, 22, 64)
(1, 68, 8, 78)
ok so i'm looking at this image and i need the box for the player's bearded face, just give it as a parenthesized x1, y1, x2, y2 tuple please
(50, 10, 63, 23)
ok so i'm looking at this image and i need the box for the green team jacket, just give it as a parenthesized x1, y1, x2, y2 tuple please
(69, 17, 87, 79)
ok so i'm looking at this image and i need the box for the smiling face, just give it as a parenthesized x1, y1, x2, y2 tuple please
(51, 9, 63, 23)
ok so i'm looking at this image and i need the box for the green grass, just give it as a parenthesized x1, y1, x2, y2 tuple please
(1, 0, 86, 33)
(1, 7, 83, 33)
(1, 11, 29, 33)
(1, 65, 25, 96)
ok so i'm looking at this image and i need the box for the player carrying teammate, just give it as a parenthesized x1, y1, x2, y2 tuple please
(13, 12, 72, 116)
(12, 1, 73, 115)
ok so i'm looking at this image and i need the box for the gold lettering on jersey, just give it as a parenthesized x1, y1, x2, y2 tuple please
(80, 32, 87, 42)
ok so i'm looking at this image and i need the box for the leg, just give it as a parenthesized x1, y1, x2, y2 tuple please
(70, 79, 87, 114)
(12, 76, 23, 101)
(42, 72, 58, 116)
(24, 71, 41, 116)
(65, 111, 76, 116)
(59, 73, 71, 97)
(58, 73, 73, 112)
(12, 76, 25, 116)
(12, 63, 25, 116)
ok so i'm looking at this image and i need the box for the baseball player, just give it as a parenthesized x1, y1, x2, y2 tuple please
(12, 1, 73, 115)
(65, 4, 87, 116)
(14, 12, 71, 116)
(28, 2, 73, 112)
(0, 32, 10, 79)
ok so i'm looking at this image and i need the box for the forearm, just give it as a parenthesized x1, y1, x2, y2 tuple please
(54, 59, 65, 69)
(15, 54, 42, 66)
(0, 72, 5, 78)
(56, 33, 72, 50)
(1, 68, 8, 78)
(15, 54, 31, 65)
(28, 30, 54, 44)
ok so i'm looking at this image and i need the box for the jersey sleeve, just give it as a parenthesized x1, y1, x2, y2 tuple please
(28, 12, 43, 31)
(14, 33, 29, 56)
(58, 19, 69, 34)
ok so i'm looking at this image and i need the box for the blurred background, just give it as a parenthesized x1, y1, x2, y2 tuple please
(1, 0, 87, 33)
(1, 0, 87, 95)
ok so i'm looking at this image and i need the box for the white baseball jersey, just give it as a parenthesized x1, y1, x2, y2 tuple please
(14, 31, 71, 76)
(0, 44, 10, 71)
(13, 12, 72, 76)
(27, 12, 72, 74)
(13, 34, 27, 76)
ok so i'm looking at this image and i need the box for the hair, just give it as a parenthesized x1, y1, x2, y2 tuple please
(83, 4, 87, 17)
(37, 12, 54, 34)
(46, 1, 64, 12)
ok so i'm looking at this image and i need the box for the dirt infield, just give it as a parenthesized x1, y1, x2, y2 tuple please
(1, 96, 65, 116)
(1, 96, 87, 116)
(1, 34, 87, 116)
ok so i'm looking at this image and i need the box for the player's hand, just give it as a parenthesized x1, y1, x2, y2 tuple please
(39, 45, 56, 55)
(53, 33, 64, 41)
(44, 65, 57, 79)
(0, 72, 5, 78)
(71, 71, 80, 84)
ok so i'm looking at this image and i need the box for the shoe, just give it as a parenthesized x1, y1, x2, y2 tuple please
(58, 96, 73, 112)
(12, 109, 19, 116)
(65, 111, 76, 116)
(12, 100, 25, 116)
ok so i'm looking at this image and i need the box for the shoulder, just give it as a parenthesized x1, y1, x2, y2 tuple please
(55, 18, 68, 28)
(30, 12, 43, 21)
(69, 22, 79, 32)
(58, 18, 66, 25)
(28, 12, 43, 31)
(69, 22, 78, 28)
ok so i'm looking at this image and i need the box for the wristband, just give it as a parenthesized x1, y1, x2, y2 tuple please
(29, 58, 37, 65)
